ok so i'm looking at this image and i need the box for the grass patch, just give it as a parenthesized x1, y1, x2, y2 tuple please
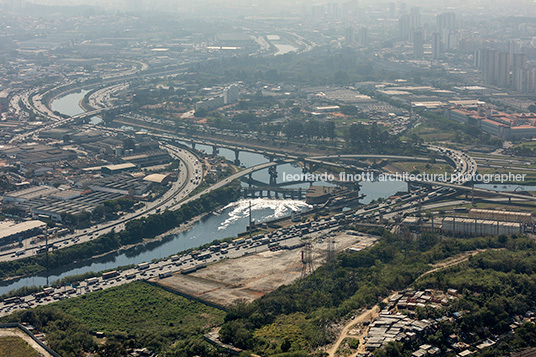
(52, 281, 224, 336)
(0, 336, 40, 357)
(4, 281, 225, 356)
(336, 337, 360, 356)
(390, 161, 453, 175)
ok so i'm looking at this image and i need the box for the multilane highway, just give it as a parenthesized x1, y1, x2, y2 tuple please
(0, 174, 472, 318)
(2, 122, 504, 267)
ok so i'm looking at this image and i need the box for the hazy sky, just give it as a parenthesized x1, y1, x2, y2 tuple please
(4, 0, 536, 17)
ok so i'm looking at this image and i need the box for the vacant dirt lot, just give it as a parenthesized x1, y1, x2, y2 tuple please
(0, 328, 54, 357)
(156, 231, 377, 307)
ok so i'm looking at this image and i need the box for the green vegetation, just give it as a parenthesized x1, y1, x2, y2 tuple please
(0, 175, 14, 194)
(510, 140, 536, 157)
(3, 281, 225, 357)
(390, 161, 453, 175)
(282, 119, 335, 140)
(0, 285, 42, 302)
(0, 185, 240, 281)
(0, 336, 40, 357)
(65, 197, 138, 229)
(409, 249, 536, 356)
(345, 122, 411, 154)
(220, 231, 536, 355)
(336, 337, 360, 356)
(474, 166, 536, 184)
(409, 110, 503, 147)
(373, 247, 536, 356)
(4, 229, 536, 356)
(191, 47, 376, 86)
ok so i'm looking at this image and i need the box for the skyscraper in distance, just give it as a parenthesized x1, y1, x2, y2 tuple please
(413, 29, 424, 60)
(432, 32, 442, 59)
(358, 27, 368, 47)
(345, 27, 355, 46)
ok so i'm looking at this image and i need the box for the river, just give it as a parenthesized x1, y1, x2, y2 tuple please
(0, 92, 410, 295)
(50, 89, 103, 124)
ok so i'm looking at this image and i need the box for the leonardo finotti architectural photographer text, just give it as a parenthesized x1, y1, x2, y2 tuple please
(282, 172, 526, 184)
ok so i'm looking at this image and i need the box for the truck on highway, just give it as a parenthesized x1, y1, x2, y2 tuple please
(102, 270, 119, 280)
(197, 253, 212, 260)
(232, 237, 245, 246)
(86, 277, 99, 285)
(137, 262, 150, 270)
(158, 271, 172, 279)
(3, 297, 22, 305)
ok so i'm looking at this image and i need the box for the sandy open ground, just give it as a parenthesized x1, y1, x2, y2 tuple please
(156, 231, 377, 307)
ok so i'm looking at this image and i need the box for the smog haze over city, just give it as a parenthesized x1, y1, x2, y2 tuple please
(4, 0, 536, 356)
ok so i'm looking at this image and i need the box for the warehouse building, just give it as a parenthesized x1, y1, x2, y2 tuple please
(0, 144, 76, 164)
(468, 208, 533, 224)
(101, 163, 136, 175)
(87, 174, 151, 196)
(143, 173, 172, 185)
(3, 186, 59, 203)
(28, 191, 125, 222)
(120, 151, 171, 167)
(0, 220, 47, 246)
(442, 217, 523, 236)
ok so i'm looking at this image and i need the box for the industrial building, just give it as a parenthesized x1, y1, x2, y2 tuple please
(26, 190, 125, 222)
(0, 220, 47, 246)
(5, 181, 144, 222)
(0, 144, 76, 164)
(441, 217, 523, 236)
(313, 105, 340, 113)
(101, 163, 137, 175)
(88, 174, 151, 196)
(446, 105, 536, 140)
(49, 189, 84, 201)
(143, 173, 172, 185)
(3, 186, 59, 203)
(468, 208, 533, 224)
(120, 150, 171, 167)
(195, 84, 239, 111)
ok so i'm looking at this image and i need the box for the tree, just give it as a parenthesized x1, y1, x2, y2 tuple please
(194, 108, 207, 117)
(281, 339, 291, 352)
(326, 121, 336, 140)
(340, 105, 359, 116)
(123, 138, 135, 150)
(98, 341, 126, 357)
(283, 120, 304, 138)
(374, 341, 403, 357)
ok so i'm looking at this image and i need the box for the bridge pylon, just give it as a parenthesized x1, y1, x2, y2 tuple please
(269, 166, 278, 186)
(234, 149, 240, 166)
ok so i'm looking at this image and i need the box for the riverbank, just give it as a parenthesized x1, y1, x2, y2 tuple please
(0, 197, 308, 293)
(0, 186, 241, 285)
